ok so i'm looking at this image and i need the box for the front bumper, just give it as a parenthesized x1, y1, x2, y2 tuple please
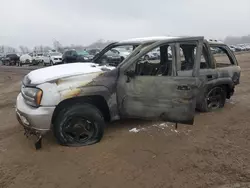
(16, 93, 55, 135)
(52, 60, 62, 64)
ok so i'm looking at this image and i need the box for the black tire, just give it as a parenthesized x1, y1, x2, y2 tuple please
(53, 103, 105, 147)
(50, 60, 53, 66)
(198, 86, 226, 112)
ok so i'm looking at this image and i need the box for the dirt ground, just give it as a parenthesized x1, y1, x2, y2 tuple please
(0, 53, 250, 188)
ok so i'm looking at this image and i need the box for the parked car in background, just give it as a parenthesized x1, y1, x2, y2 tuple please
(1, 53, 20, 66)
(20, 53, 35, 66)
(87, 48, 101, 56)
(234, 46, 242, 52)
(33, 53, 44, 63)
(62, 50, 93, 63)
(144, 49, 160, 60)
(112, 47, 132, 61)
(98, 49, 122, 66)
(41, 52, 62, 66)
(229, 46, 236, 52)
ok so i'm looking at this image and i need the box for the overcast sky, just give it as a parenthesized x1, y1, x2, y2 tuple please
(0, 0, 250, 48)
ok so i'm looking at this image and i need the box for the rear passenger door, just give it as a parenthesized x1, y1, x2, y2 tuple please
(209, 45, 240, 85)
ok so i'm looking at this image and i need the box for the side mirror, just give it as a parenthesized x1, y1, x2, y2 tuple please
(125, 70, 136, 78)
(124, 70, 136, 83)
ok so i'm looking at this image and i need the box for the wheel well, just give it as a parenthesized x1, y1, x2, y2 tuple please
(51, 95, 111, 125)
(213, 84, 233, 99)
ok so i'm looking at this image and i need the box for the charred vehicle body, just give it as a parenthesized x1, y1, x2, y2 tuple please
(16, 36, 241, 149)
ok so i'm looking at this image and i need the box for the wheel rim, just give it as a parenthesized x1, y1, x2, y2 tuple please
(206, 87, 224, 110)
(62, 116, 96, 143)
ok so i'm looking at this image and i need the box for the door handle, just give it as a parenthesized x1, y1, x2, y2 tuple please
(207, 75, 213, 80)
(177, 85, 191, 91)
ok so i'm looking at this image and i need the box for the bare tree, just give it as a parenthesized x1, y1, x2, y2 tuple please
(53, 40, 64, 53)
(6, 46, 16, 53)
(19, 46, 30, 54)
(43, 46, 52, 52)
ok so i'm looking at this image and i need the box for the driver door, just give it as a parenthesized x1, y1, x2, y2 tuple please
(116, 38, 203, 124)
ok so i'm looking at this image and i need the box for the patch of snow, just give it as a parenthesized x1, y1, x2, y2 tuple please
(153, 123, 169, 129)
(129, 128, 145, 133)
(227, 98, 236, 104)
(171, 129, 179, 133)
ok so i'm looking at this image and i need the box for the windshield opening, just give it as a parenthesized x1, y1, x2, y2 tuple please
(76, 50, 89, 56)
(93, 44, 142, 67)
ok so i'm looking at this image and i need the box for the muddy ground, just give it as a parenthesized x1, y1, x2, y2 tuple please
(0, 53, 250, 188)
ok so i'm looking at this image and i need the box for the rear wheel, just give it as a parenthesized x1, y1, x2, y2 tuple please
(53, 104, 105, 146)
(198, 86, 226, 112)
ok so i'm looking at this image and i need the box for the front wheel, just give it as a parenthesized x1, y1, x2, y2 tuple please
(50, 60, 54, 66)
(53, 104, 105, 147)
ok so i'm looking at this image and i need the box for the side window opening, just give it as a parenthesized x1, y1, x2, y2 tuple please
(133, 45, 173, 76)
(210, 46, 235, 67)
(71, 51, 77, 56)
(200, 47, 210, 69)
(193, 46, 210, 69)
(177, 44, 196, 73)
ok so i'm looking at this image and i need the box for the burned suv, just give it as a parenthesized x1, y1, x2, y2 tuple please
(16, 36, 240, 148)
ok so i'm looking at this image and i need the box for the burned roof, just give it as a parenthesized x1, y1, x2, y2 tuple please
(206, 39, 225, 45)
(117, 36, 225, 45)
(119, 36, 179, 44)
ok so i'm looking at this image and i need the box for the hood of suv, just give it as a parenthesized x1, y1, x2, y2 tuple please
(27, 62, 115, 85)
(51, 55, 62, 59)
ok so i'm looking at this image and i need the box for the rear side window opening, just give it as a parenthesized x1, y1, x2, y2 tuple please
(210, 46, 235, 67)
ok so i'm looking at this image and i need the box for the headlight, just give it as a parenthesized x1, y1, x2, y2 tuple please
(83, 57, 88, 60)
(21, 87, 43, 107)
